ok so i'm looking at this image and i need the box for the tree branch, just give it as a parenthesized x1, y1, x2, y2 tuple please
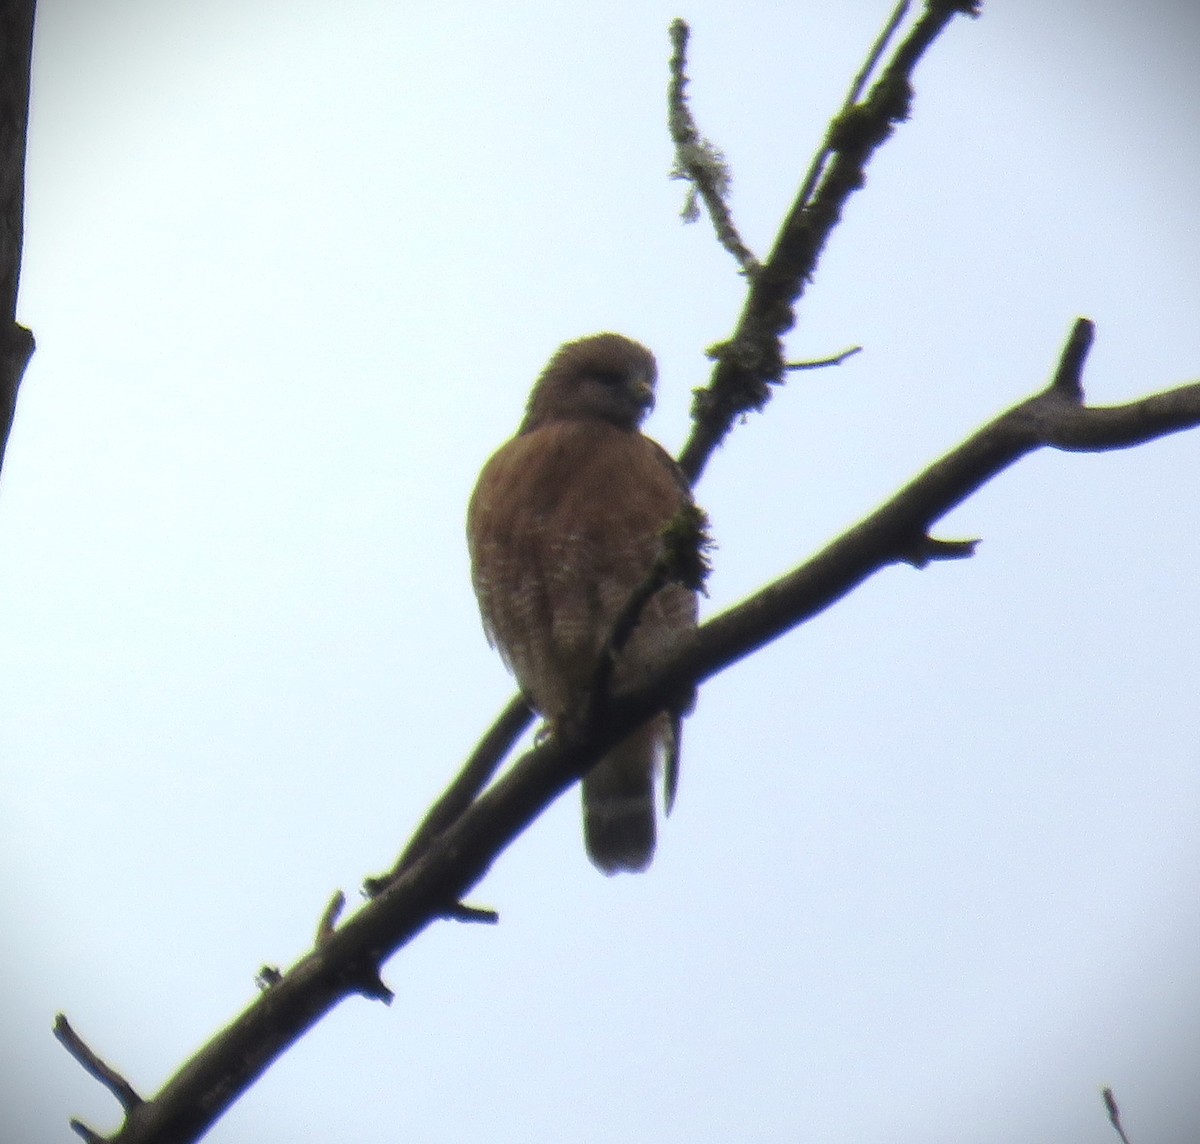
(1103, 1087, 1134, 1144)
(793, 0, 911, 217)
(678, 0, 979, 484)
(667, 18, 760, 274)
(0, 0, 37, 479)
(373, 1, 971, 909)
(53, 1013, 143, 1143)
(364, 693, 532, 894)
(380, 0, 974, 909)
(51, 6, 1197, 1142)
(67, 317, 1200, 1143)
(785, 345, 863, 371)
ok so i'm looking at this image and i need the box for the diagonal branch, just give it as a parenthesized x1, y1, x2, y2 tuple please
(1103, 1087, 1134, 1144)
(371, 0, 971, 917)
(793, 0, 912, 217)
(70, 319, 1200, 1144)
(364, 693, 532, 893)
(52, 7, 1199, 1143)
(53, 1015, 142, 1113)
(678, 0, 980, 484)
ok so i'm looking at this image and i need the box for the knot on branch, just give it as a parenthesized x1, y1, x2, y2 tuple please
(588, 502, 713, 730)
(828, 76, 913, 154)
(670, 139, 730, 222)
(694, 335, 785, 423)
(604, 504, 713, 666)
(338, 960, 394, 1004)
(659, 502, 715, 594)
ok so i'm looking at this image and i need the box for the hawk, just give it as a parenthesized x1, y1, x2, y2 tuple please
(467, 333, 700, 874)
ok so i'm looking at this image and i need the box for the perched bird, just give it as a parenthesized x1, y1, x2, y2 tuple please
(467, 333, 700, 874)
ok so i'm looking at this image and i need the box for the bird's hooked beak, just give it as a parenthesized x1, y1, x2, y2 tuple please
(633, 374, 655, 412)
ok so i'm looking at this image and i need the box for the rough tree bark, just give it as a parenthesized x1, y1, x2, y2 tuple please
(22, 2, 1193, 1142)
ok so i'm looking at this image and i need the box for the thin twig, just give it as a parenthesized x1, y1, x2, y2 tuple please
(1103, 1087, 1133, 1144)
(1050, 316, 1094, 400)
(68, 1120, 107, 1144)
(588, 563, 669, 715)
(442, 901, 500, 924)
(794, 0, 911, 213)
(784, 346, 863, 371)
(846, 1, 913, 110)
(316, 891, 345, 945)
(364, 693, 533, 895)
(87, 318, 1200, 1144)
(899, 534, 979, 568)
(678, 1, 979, 485)
(588, 503, 712, 727)
(667, 19, 760, 274)
(54, 1014, 143, 1112)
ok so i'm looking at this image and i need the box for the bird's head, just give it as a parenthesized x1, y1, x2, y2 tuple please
(519, 333, 658, 434)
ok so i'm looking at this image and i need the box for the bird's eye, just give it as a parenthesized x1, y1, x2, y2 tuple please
(590, 369, 625, 387)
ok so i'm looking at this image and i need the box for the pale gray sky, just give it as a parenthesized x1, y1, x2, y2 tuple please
(2, 2, 1198, 1142)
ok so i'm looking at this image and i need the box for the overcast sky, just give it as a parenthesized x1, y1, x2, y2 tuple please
(2, 2, 1199, 1142)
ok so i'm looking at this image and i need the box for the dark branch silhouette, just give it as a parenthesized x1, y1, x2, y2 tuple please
(64, 317, 1200, 1144)
(1104, 1086, 1134, 1144)
(676, 0, 981, 485)
(35, 3, 1194, 1141)
(0, 0, 37, 479)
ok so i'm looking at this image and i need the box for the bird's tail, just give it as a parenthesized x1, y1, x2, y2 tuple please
(582, 718, 669, 875)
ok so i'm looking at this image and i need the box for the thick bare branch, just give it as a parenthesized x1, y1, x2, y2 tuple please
(371, 1, 968, 914)
(364, 693, 532, 894)
(80, 319, 1200, 1144)
(52, 6, 1196, 1141)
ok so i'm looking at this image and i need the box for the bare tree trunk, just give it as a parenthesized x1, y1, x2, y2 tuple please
(0, 0, 36, 479)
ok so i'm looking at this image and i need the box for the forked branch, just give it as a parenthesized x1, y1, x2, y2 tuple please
(52, 5, 1199, 1143)
(381, 0, 972, 894)
(677, 0, 981, 484)
(62, 315, 1200, 1144)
